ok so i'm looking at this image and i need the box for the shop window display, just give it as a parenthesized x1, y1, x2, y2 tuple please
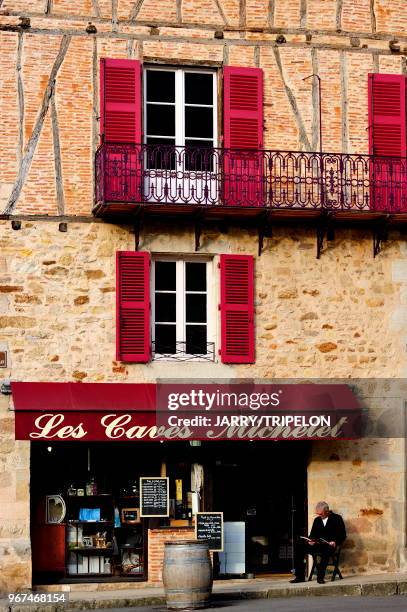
(30, 441, 308, 584)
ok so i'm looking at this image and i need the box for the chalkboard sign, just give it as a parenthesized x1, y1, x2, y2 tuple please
(140, 477, 169, 517)
(196, 512, 223, 552)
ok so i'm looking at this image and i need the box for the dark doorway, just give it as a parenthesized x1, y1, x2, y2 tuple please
(210, 441, 309, 574)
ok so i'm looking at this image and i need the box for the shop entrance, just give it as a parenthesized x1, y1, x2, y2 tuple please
(210, 441, 309, 575)
(30, 440, 308, 584)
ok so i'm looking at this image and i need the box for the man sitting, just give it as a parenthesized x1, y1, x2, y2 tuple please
(290, 500, 346, 584)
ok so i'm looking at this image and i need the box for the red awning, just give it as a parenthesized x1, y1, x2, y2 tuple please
(13, 382, 361, 442)
(12, 382, 156, 412)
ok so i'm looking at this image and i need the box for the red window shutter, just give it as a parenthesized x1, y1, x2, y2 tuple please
(100, 58, 143, 203)
(224, 66, 263, 150)
(100, 58, 142, 143)
(223, 67, 264, 206)
(368, 73, 406, 157)
(220, 254, 255, 364)
(116, 251, 150, 363)
(368, 74, 407, 211)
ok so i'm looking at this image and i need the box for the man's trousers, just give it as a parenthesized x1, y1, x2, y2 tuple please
(293, 539, 334, 580)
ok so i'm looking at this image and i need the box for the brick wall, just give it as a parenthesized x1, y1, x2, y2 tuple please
(0, 2, 406, 215)
(148, 527, 196, 583)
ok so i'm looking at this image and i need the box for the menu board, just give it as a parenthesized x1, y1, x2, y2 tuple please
(196, 512, 223, 552)
(140, 477, 169, 517)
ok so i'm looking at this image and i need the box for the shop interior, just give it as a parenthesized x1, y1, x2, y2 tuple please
(30, 441, 309, 584)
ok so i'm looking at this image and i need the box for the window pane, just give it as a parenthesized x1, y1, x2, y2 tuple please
(184, 141, 214, 171)
(186, 325, 207, 354)
(155, 261, 176, 290)
(186, 262, 206, 291)
(147, 70, 175, 103)
(155, 324, 176, 354)
(185, 73, 213, 105)
(185, 107, 213, 139)
(185, 139, 213, 149)
(186, 294, 206, 323)
(155, 293, 176, 322)
(146, 138, 176, 170)
(147, 104, 175, 137)
(146, 137, 176, 146)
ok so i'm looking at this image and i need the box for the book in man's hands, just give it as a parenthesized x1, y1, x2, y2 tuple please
(300, 536, 333, 546)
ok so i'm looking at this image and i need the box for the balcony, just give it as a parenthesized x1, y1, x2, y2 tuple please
(94, 143, 407, 253)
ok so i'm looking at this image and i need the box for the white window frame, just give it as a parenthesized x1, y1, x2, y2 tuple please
(143, 66, 218, 147)
(151, 257, 215, 361)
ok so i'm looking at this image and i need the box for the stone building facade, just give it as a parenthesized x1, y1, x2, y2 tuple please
(1, 0, 407, 594)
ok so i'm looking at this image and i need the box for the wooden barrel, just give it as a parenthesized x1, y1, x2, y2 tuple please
(162, 540, 213, 610)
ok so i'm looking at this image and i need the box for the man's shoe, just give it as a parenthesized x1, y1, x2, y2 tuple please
(290, 577, 305, 583)
(317, 578, 325, 584)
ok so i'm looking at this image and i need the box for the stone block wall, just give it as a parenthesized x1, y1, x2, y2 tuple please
(308, 437, 405, 575)
(0, 219, 406, 382)
(0, 394, 31, 594)
(0, 219, 405, 584)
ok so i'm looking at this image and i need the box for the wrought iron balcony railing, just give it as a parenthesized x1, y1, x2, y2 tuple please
(152, 341, 215, 361)
(95, 143, 407, 213)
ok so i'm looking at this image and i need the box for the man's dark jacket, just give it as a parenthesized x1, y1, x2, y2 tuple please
(309, 512, 346, 546)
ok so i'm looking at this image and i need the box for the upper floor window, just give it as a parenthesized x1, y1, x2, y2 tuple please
(99, 60, 263, 205)
(116, 251, 255, 364)
(152, 258, 214, 360)
(144, 67, 217, 149)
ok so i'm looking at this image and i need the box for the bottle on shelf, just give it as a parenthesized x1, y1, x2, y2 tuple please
(114, 506, 121, 528)
(86, 476, 98, 496)
(130, 481, 138, 496)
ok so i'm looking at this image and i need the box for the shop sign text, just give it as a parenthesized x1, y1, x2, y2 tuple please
(23, 412, 354, 441)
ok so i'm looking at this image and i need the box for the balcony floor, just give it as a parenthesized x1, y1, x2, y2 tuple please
(92, 200, 407, 227)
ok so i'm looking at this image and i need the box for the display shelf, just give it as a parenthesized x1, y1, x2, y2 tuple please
(64, 489, 146, 582)
(68, 573, 113, 577)
(67, 520, 114, 525)
(68, 547, 114, 555)
(67, 494, 113, 500)
(118, 495, 139, 499)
